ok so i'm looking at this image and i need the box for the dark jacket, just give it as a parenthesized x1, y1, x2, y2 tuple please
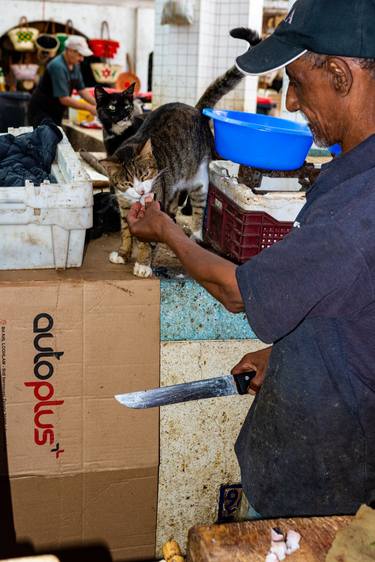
(236, 134, 375, 517)
(0, 122, 62, 187)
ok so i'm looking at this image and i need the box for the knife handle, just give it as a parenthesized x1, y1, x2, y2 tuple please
(234, 371, 257, 394)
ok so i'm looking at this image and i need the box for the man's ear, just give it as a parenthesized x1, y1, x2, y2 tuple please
(327, 57, 353, 96)
(95, 86, 108, 103)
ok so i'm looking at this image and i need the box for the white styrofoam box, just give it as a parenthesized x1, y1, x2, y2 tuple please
(209, 160, 306, 222)
(0, 127, 93, 270)
(258, 175, 303, 192)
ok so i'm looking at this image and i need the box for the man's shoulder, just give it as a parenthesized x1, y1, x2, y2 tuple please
(47, 55, 67, 74)
(308, 157, 375, 220)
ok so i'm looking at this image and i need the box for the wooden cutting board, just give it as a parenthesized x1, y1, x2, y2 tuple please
(187, 516, 352, 562)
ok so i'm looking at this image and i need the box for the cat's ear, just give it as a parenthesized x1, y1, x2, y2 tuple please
(95, 86, 108, 103)
(138, 139, 153, 159)
(123, 82, 136, 97)
(99, 157, 123, 177)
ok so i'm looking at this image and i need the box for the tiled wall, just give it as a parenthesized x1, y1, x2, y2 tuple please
(153, 0, 264, 111)
(153, 0, 200, 107)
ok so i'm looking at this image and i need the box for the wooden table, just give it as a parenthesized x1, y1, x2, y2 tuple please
(186, 516, 352, 562)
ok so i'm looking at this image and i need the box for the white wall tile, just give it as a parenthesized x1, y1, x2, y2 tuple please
(153, 0, 264, 110)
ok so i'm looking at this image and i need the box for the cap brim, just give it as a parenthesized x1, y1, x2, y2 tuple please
(78, 47, 93, 57)
(236, 34, 306, 76)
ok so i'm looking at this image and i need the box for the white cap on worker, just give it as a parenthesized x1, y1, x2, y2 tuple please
(65, 35, 93, 57)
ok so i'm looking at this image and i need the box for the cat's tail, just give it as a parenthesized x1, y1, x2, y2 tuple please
(79, 150, 109, 177)
(195, 27, 261, 112)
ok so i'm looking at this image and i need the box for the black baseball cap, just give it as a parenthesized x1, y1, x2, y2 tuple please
(236, 0, 375, 75)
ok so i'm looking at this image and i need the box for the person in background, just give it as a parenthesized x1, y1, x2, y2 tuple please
(28, 35, 96, 127)
(126, 0, 375, 521)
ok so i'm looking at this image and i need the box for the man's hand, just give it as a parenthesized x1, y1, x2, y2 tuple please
(127, 200, 243, 313)
(126, 200, 176, 243)
(231, 346, 272, 395)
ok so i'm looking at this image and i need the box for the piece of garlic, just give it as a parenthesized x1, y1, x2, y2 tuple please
(265, 553, 279, 562)
(271, 527, 285, 542)
(286, 529, 301, 555)
(270, 540, 287, 560)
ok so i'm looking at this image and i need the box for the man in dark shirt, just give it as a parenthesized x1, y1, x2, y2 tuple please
(126, 0, 375, 517)
(29, 35, 96, 127)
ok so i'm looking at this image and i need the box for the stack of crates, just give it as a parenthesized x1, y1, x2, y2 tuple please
(204, 161, 306, 264)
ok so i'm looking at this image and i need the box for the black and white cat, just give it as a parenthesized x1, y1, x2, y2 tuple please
(95, 83, 146, 156)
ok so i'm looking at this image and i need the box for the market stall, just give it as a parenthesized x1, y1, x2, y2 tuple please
(1, 0, 375, 561)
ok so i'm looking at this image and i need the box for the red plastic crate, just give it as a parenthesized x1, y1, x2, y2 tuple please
(204, 183, 294, 264)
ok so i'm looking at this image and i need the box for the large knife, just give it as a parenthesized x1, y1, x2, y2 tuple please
(115, 371, 256, 409)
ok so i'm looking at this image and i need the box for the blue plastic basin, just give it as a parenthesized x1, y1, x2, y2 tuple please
(329, 143, 342, 156)
(203, 108, 313, 171)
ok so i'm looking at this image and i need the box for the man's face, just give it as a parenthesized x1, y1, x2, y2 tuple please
(65, 48, 84, 65)
(285, 56, 340, 147)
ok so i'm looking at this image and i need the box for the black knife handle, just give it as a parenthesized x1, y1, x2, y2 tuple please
(234, 371, 257, 394)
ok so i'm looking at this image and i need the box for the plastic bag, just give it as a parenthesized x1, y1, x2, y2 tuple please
(161, 0, 194, 25)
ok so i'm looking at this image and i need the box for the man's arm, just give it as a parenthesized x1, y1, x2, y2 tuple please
(49, 64, 95, 114)
(127, 201, 244, 312)
(59, 95, 96, 115)
(78, 88, 97, 110)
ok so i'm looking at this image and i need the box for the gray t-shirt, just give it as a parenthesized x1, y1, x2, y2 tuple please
(29, 54, 86, 125)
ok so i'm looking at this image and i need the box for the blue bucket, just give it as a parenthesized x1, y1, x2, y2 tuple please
(203, 108, 313, 171)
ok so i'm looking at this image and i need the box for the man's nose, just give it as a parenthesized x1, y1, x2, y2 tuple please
(285, 84, 300, 112)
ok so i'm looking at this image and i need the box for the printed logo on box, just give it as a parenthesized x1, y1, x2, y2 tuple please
(24, 313, 65, 459)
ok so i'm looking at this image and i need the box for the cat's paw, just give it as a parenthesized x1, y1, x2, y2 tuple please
(133, 262, 153, 278)
(109, 251, 126, 264)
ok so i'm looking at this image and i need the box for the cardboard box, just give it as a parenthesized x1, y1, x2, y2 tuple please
(0, 235, 160, 561)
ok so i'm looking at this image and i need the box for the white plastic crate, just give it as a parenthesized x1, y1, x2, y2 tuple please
(209, 160, 306, 221)
(0, 126, 93, 269)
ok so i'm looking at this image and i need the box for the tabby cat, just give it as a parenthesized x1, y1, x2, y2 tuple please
(97, 28, 261, 278)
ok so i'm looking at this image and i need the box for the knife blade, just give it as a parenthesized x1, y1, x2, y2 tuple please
(115, 371, 256, 409)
